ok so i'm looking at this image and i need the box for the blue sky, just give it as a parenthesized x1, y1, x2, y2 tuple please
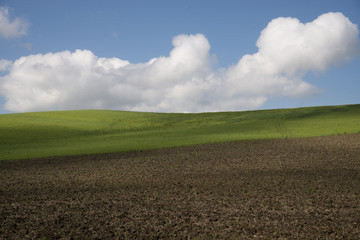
(0, 0, 359, 113)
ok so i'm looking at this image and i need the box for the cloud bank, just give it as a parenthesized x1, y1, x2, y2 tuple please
(0, 6, 28, 38)
(0, 12, 359, 112)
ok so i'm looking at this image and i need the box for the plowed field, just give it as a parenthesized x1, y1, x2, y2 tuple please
(1, 134, 360, 239)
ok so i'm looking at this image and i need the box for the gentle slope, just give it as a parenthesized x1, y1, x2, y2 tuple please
(0, 104, 359, 160)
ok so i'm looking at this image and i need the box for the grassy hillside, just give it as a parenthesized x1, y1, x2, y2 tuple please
(0, 104, 359, 160)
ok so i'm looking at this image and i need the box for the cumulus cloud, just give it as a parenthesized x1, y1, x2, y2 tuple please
(0, 6, 28, 38)
(0, 12, 359, 112)
(224, 12, 359, 100)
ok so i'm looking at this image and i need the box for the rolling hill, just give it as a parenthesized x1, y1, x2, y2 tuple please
(1, 104, 359, 160)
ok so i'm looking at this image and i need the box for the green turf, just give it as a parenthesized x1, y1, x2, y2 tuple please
(1, 104, 359, 160)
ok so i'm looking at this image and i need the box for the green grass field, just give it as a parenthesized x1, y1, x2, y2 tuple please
(1, 104, 359, 160)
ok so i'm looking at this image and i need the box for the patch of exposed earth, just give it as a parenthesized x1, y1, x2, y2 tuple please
(1, 134, 360, 239)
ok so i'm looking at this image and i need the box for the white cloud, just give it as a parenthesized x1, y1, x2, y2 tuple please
(0, 12, 358, 112)
(0, 6, 28, 38)
(224, 12, 359, 100)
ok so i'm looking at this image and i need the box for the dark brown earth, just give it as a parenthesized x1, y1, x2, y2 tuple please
(1, 134, 360, 239)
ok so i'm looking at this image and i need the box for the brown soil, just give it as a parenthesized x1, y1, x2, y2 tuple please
(1, 134, 360, 239)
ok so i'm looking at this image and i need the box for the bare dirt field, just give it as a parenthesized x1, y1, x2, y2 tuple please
(1, 134, 360, 239)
